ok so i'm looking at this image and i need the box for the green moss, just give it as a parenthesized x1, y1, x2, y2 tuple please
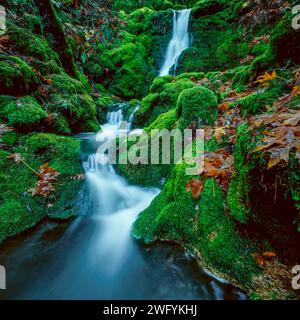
(1, 131, 17, 147)
(49, 73, 86, 94)
(192, 0, 225, 18)
(176, 47, 208, 73)
(133, 162, 197, 244)
(146, 109, 178, 131)
(134, 93, 160, 126)
(48, 93, 99, 132)
(0, 56, 39, 95)
(227, 124, 255, 224)
(95, 94, 114, 124)
(215, 33, 250, 67)
(198, 178, 259, 285)
(51, 114, 71, 134)
(0, 133, 83, 242)
(150, 75, 174, 93)
(160, 78, 196, 108)
(8, 24, 60, 63)
(232, 65, 253, 90)
(0, 96, 47, 131)
(238, 85, 284, 116)
(252, 12, 300, 72)
(176, 72, 205, 81)
(177, 86, 218, 129)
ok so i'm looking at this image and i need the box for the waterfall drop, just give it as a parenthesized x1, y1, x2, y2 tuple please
(160, 9, 191, 76)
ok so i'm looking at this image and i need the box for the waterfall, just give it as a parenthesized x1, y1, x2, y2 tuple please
(160, 9, 191, 76)
(83, 105, 159, 271)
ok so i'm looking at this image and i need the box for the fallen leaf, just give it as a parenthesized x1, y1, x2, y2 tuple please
(7, 153, 24, 164)
(257, 70, 277, 85)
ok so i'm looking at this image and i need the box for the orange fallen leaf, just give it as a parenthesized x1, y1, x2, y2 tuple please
(257, 70, 277, 85)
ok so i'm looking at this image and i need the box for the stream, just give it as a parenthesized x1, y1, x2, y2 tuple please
(0, 107, 246, 300)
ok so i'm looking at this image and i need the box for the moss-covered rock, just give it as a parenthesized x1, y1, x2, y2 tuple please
(0, 56, 39, 95)
(176, 72, 205, 81)
(95, 94, 114, 124)
(177, 86, 218, 129)
(150, 75, 174, 93)
(135, 77, 196, 127)
(227, 124, 255, 224)
(0, 133, 83, 242)
(133, 162, 197, 244)
(49, 73, 86, 94)
(48, 93, 99, 133)
(0, 96, 47, 131)
(8, 24, 60, 64)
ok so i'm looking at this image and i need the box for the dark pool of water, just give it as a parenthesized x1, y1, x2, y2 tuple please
(0, 217, 246, 300)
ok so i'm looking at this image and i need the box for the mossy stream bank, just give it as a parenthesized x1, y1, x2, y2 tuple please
(0, 0, 299, 299)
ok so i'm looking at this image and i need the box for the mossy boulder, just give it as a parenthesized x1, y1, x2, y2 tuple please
(48, 93, 99, 133)
(49, 73, 86, 95)
(197, 178, 259, 285)
(150, 75, 174, 93)
(135, 78, 196, 127)
(0, 133, 83, 242)
(176, 72, 205, 81)
(8, 24, 60, 64)
(133, 162, 197, 244)
(177, 86, 218, 129)
(0, 96, 47, 131)
(95, 94, 114, 124)
(0, 56, 39, 95)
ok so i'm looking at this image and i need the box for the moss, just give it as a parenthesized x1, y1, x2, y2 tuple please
(133, 162, 197, 244)
(146, 109, 178, 131)
(270, 12, 300, 65)
(1, 131, 18, 146)
(238, 85, 284, 116)
(150, 75, 174, 93)
(0, 96, 47, 131)
(134, 93, 160, 126)
(48, 93, 99, 132)
(95, 94, 114, 124)
(0, 133, 83, 242)
(232, 65, 253, 90)
(198, 178, 259, 285)
(51, 114, 71, 134)
(176, 72, 205, 81)
(252, 12, 300, 73)
(160, 78, 196, 109)
(215, 32, 250, 67)
(8, 24, 60, 63)
(177, 86, 218, 129)
(192, 0, 225, 18)
(49, 73, 86, 95)
(0, 56, 39, 95)
(35, 0, 78, 77)
(99, 40, 151, 99)
(227, 124, 255, 224)
(176, 47, 208, 73)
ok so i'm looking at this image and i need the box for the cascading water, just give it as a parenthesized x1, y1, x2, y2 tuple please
(160, 9, 191, 76)
(0, 103, 246, 300)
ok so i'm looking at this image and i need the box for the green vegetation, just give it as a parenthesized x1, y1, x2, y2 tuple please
(0, 133, 82, 242)
(1, 0, 299, 300)
(177, 86, 218, 128)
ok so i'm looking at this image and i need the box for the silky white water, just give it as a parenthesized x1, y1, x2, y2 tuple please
(160, 9, 191, 76)
(83, 108, 159, 273)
